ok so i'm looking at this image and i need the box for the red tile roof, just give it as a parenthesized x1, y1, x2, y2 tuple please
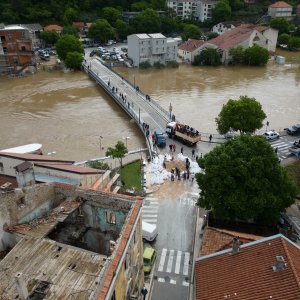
(44, 24, 63, 32)
(72, 22, 85, 27)
(178, 39, 206, 52)
(200, 227, 263, 256)
(269, 1, 292, 7)
(207, 24, 269, 50)
(195, 235, 300, 300)
(0, 152, 74, 164)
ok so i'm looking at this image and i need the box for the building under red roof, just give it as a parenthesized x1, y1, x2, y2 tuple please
(44, 24, 63, 32)
(195, 234, 300, 300)
(269, 1, 292, 7)
(178, 39, 206, 52)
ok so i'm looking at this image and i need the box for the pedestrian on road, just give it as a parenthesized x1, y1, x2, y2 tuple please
(187, 169, 190, 180)
(196, 155, 199, 161)
(192, 149, 195, 158)
(181, 147, 183, 154)
(191, 172, 195, 182)
(173, 144, 176, 152)
(209, 134, 212, 142)
(169, 144, 173, 152)
(275, 147, 278, 154)
(141, 287, 148, 300)
(200, 153, 203, 159)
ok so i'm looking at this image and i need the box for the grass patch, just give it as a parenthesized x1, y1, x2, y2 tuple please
(120, 160, 142, 192)
(285, 160, 300, 195)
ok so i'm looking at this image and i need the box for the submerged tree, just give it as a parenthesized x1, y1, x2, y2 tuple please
(106, 141, 128, 168)
(216, 96, 266, 134)
(196, 134, 296, 224)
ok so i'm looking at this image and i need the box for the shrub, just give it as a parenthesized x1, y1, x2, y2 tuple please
(139, 61, 151, 68)
(166, 60, 179, 68)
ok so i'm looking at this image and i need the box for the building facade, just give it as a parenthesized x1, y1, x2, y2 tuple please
(128, 33, 177, 67)
(0, 24, 33, 74)
(166, 0, 218, 21)
(268, 1, 293, 20)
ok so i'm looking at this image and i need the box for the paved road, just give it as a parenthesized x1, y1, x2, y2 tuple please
(142, 181, 199, 300)
(269, 134, 300, 159)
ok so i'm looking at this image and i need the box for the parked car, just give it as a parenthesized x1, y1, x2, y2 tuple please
(263, 130, 279, 141)
(143, 247, 156, 274)
(142, 221, 158, 242)
(286, 124, 300, 135)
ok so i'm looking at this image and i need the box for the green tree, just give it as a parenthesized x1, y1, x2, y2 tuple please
(270, 17, 290, 34)
(229, 45, 245, 64)
(131, 9, 161, 33)
(56, 35, 84, 61)
(212, 0, 231, 24)
(277, 33, 290, 45)
(243, 45, 269, 66)
(65, 51, 84, 70)
(40, 30, 60, 46)
(193, 48, 221, 66)
(106, 141, 128, 168)
(206, 32, 219, 40)
(215, 95, 266, 134)
(115, 19, 129, 40)
(197, 134, 296, 224)
(181, 24, 202, 41)
(102, 7, 122, 27)
(63, 7, 78, 25)
(88, 19, 115, 43)
(228, 0, 244, 11)
(161, 16, 179, 35)
(131, 1, 151, 11)
(62, 26, 79, 37)
(151, 0, 165, 10)
(287, 36, 300, 51)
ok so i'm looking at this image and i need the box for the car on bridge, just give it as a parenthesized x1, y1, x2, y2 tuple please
(263, 130, 279, 141)
(286, 124, 300, 135)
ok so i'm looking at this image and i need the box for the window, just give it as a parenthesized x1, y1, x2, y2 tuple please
(106, 211, 116, 224)
(3, 47, 7, 54)
(133, 229, 137, 244)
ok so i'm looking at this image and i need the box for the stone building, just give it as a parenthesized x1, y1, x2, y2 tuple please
(0, 183, 144, 299)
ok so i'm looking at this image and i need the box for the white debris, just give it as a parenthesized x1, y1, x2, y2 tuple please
(145, 153, 202, 186)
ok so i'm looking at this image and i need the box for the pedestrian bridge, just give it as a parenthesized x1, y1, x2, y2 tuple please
(83, 59, 172, 157)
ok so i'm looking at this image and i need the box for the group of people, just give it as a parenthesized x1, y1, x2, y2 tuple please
(169, 144, 177, 152)
(175, 123, 200, 137)
(145, 94, 151, 101)
(142, 123, 150, 138)
(170, 158, 195, 182)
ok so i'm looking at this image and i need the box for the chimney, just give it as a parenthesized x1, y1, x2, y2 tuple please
(232, 237, 241, 254)
(15, 272, 29, 299)
(272, 256, 287, 272)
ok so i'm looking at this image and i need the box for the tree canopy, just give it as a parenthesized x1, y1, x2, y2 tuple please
(65, 51, 84, 70)
(229, 45, 245, 65)
(197, 134, 296, 224)
(193, 48, 221, 66)
(101, 7, 122, 27)
(55, 34, 84, 61)
(243, 45, 269, 66)
(212, 0, 231, 24)
(181, 24, 202, 41)
(88, 19, 115, 43)
(130, 9, 161, 33)
(270, 17, 290, 34)
(106, 141, 128, 168)
(216, 96, 266, 134)
(40, 30, 60, 46)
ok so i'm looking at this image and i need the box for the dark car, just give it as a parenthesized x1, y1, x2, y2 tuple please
(286, 124, 300, 135)
(89, 50, 95, 57)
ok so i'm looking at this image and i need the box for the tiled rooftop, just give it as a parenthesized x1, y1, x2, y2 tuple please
(178, 39, 206, 52)
(200, 227, 263, 256)
(195, 234, 300, 300)
(269, 1, 292, 7)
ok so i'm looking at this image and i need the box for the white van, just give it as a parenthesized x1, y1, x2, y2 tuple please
(142, 221, 158, 242)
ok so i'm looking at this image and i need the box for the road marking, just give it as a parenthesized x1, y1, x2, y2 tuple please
(166, 250, 175, 273)
(183, 252, 190, 276)
(143, 218, 157, 223)
(170, 279, 176, 285)
(175, 251, 182, 274)
(270, 141, 285, 146)
(143, 214, 158, 218)
(147, 197, 158, 201)
(182, 281, 190, 287)
(158, 278, 165, 283)
(158, 248, 167, 272)
(142, 208, 158, 212)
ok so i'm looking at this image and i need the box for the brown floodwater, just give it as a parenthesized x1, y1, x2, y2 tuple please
(0, 54, 299, 161)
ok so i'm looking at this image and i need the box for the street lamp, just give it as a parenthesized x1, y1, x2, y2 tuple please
(123, 136, 130, 148)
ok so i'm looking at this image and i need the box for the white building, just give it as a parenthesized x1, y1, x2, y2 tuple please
(268, 1, 293, 20)
(166, 0, 218, 21)
(127, 33, 177, 67)
(212, 21, 240, 35)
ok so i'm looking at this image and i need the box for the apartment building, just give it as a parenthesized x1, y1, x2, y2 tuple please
(0, 24, 33, 74)
(128, 33, 177, 67)
(166, 0, 218, 21)
(268, 1, 293, 20)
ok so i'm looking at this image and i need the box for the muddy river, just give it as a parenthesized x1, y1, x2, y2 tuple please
(0, 51, 299, 161)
